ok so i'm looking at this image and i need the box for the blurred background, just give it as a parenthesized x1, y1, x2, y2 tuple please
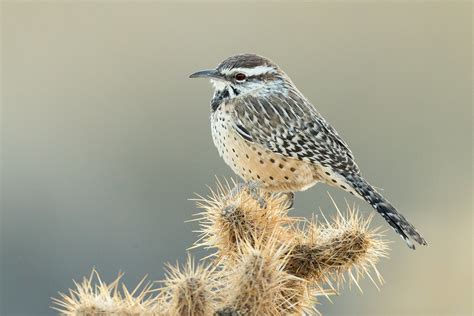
(1, 1, 472, 315)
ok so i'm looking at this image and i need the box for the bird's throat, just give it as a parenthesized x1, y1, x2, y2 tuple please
(210, 88, 230, 112)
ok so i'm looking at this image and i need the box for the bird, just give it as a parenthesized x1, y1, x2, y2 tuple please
(190, 53, 427, 249)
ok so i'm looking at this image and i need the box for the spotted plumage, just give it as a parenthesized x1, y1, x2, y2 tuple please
(190, 53, 427, 249)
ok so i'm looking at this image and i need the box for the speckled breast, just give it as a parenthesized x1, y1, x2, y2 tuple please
(211, 103, 321, 192)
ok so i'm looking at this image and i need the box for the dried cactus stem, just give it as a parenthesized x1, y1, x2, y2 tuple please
(214, 307, 240, 316)
(194, 180, 293, 260)
(287, 230, 369, 280)
(286, 210, 388, 290)
(160, 256, 217, 316)
(220, 204, 258, 248)
(52, 181, 390, 316)
(216, 240, 305, 315)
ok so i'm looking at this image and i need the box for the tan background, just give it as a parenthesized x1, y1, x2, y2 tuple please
(1, 1, 472, 315)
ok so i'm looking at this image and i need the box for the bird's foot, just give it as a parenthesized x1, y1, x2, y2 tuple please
(247, 182, 267, 209)
(282, 192, 295, 210)
(229, 181, 267, 209)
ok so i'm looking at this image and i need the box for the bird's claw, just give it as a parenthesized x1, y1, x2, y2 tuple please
(282, 192, 295, 210)
(247, 182, 267, 209)
(229, 181, 267, 209)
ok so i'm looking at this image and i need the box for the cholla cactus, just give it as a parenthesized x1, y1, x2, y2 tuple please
(51, 269, 156, 315)
(52, 180, 389, 315)
(159, 255, 218, 316)
(286, 207, 388, 290)
(215, 237, 312, 315)
(192, 180, 294, 260)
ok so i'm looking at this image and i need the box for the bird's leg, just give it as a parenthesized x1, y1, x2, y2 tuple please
(247, 181, 268, 209)
(229, 181, 267, 209)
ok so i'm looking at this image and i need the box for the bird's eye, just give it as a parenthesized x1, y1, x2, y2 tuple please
(234, 73, 247, 81)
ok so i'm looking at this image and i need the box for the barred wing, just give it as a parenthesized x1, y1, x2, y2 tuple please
(232, 91, 359, 174)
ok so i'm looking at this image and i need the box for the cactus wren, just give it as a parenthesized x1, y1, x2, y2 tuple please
(190, 53, 427, 249)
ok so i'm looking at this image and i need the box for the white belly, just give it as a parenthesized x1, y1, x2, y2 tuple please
(210, 104, 321, 192)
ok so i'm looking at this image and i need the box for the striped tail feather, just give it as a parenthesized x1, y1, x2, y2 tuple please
(347, 174, 427, 249)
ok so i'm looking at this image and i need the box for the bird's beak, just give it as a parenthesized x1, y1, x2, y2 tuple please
(189, 69, 222, 80)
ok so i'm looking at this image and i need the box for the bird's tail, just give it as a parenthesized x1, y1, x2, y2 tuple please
(347, 174, 427, 249)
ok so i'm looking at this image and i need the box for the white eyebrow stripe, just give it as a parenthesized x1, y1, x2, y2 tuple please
(221, 66, 276, 76)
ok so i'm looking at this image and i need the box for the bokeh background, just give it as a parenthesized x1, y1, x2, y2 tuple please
(1, 1, 472, 315)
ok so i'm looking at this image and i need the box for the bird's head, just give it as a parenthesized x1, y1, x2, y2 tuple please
(190, 54, 291, 103)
